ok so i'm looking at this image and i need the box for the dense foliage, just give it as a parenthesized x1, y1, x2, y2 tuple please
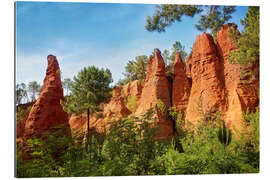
(123, 55, 148, 83)
(145, 5, 235, 36)
(16, 105, 32, 124)
(16, 108, 259, 177)
(229, 6, 259, 65)
(61, 66, 113, 151)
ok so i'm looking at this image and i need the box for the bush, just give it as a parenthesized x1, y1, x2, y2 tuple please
(16, 109, 259, 177)
(126, 95, 137, 113)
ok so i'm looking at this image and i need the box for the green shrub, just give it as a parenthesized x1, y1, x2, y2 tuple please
(155, 99, 167, 118)
(16, 109, 260, 177)
(126, 95, 137, 113)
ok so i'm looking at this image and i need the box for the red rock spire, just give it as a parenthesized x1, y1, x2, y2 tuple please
(23, 55, 70, 140)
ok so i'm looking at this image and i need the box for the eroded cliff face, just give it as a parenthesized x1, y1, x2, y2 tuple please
(134, 49, 173, 140)
(67, 23, 259, 139)
(68, 50, 173, 140)
(172, 52, 191, 115)
(216, 23, 259, 131)
(69, 80, 142, 136)
(23, 55, 71, 141)
(185, 32, 226, 126)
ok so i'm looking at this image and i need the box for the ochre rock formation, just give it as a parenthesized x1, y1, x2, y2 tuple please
(185, 32, 225, 126)
(134, 49, 173, 140)
(216, 23, 259, 131)
(172, 52, 191, 115)
(23, 55, 71, 141)
(183, 23, 259, 132)
(122, 80, 143, 100)
(69, 85, 133, 135)
(67, 23, 259, 139)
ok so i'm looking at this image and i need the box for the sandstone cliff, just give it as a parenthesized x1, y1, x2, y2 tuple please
(216, 23, 259, 131)
(67, 23, 259, 139)
(134, 49, 173, 140)
(172, 52, 191, 116)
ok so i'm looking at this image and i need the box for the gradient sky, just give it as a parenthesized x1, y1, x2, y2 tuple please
(16, 2, 248, 86)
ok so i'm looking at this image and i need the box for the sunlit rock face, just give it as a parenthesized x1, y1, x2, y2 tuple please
(216, 23, 259, 131)
(134, 49, 173, 140)
(185, 32, 226, 127)
(68, 24, 259, 138)
(172, 52, 191, 116)
(23, 55, 71, 141)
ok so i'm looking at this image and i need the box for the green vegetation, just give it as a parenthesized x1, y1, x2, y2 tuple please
(218, 122, 232, 147)
(61, 66, 113, 152)
(62, 78, 72, 96)
(164, 41, 187, 78)
(16, 5, 260, 178)
(126, 95, 137, 113)
(16, 83, 28, 105)
(145, 5, 235, 36)
(16, 108, 259, 177)
(16, 106, 32, 124)
(155, 99, 167, 118)
(28, 81, 41, 102)
(120, 41, 187, 86)
(16, 81, 42, 104)
(123, 55, 148, 84)
(229, 6, 259, 65)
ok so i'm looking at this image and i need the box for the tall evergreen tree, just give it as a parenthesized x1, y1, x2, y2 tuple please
(62, 66, 113, 152)
(169, 41, 187, 62)
(162, 49, 170, 66)
(123, 55, 148, 83)
(229, 6, 259, 65)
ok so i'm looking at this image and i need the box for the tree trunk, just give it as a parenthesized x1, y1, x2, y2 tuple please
(86, 108, 90, 152)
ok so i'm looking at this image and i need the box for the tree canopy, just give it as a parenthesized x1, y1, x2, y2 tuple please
(229, 6, 259, 65)
(123, 55, 148, 83)
(28, 81, 41, 102)
(16, 83, 28, 105)
(62, 78, 72, 96)
(169, 41, 187, 62)
(62, 66, 113, 151)
(145, 5, 235, 36)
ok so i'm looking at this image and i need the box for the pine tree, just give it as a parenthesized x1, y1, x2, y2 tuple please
(62, 66, 113, 152)
(229, 6, 259, 65)
(123, 55, 148, 83)
(145, 5, 235, 36)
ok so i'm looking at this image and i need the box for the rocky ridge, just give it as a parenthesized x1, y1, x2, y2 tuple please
(17, 24, 259, 141)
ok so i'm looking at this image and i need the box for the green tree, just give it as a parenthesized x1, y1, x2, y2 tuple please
(164, 41, 187, 78)
(123, 55, 148, 83)
(28, 81, 40, 102)
(16, 83, 28, 105)
(145, 5, 235, 36)
(229, 6, 259, 65)
(169, 41, 187, 62)
(62, 78, 72, 96)
(162, 49, 170, 66)
(195, 6, 235, 36)
(62, 66, 113, 152)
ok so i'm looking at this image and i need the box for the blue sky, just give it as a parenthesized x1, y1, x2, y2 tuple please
(16, 2, 248, 86)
